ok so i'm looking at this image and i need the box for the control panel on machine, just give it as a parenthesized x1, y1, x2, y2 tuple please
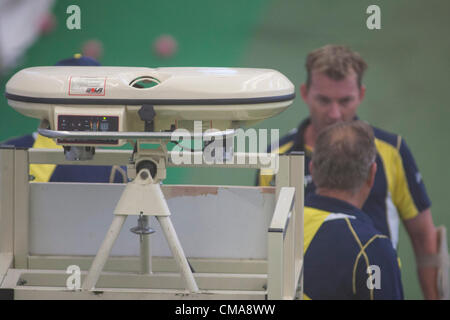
(57, 115, 119, 145)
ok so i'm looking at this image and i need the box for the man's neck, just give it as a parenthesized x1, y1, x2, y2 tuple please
(304, 123, 318, 148)
(316, 188, 365, 209)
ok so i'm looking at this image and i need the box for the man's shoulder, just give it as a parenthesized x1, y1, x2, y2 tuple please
(306, 203, 387, 245)
(324, 212, 381, 238)
(305, 206, 373, 244)
(280, 127, 298, 145)
(371, 124, 420, 165)
(371, 125, 401, 150)
(348, 217, 389, 244)
(1, 134, 35, 148)
(267, 128, 298, 153)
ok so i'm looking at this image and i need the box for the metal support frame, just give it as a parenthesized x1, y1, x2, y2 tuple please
(272, 153, 304, 299)
(82, 215, 127, 291)
(82, 214, 199, 293)
(0, 148, 14, 256)
(13, 149, 30, 269)
(0, 148, 15, 285)
(0, 147, 304, 300)
(0, 147, 30, 270)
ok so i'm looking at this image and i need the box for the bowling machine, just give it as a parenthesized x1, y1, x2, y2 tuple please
(0, 67, 304, 299)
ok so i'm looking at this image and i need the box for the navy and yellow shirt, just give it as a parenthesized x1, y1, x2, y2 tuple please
(1, 133, 125, 183)
(304, 193, 404, 300)
(259, 118, 431, 249)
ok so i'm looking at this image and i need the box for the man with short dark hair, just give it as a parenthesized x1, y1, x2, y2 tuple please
(303, 120, 403, 300)
(259, 45, 445, 299)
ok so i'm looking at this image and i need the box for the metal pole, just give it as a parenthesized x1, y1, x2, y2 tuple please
(82, 214, 127, 290)
(139, 216, 152, 274)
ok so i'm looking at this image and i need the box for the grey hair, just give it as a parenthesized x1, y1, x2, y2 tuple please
(311, 120, 376, 193)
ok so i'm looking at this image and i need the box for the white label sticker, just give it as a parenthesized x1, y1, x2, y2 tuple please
(69, 77, 106, 96)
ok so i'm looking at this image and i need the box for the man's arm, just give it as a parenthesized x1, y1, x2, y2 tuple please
(393, 138, 439, 298)
(403, 208, 439, 300)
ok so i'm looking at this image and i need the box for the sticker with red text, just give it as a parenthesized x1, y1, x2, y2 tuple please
(69, 76, 106, 96)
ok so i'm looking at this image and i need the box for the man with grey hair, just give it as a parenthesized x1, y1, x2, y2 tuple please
(302, 120, 404, 300)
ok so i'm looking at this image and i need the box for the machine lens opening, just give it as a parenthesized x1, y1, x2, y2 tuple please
(130, 76, 160, 89)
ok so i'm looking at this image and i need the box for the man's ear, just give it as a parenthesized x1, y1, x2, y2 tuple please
(359, 85, 366, 102)
(367, 162, 377, 189)
(300, 83, 309, 102)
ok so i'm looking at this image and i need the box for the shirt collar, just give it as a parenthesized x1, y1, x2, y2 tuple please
(291, 117, 310, 152)
(305, 193, 374, 226)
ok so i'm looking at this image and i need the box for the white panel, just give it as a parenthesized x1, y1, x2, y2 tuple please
(386, 192, 400, 249)
(29, 183, 275, 259)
